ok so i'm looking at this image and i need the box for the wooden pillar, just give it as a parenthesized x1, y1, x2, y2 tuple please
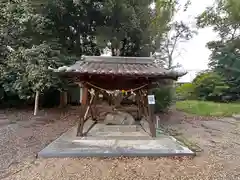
(135, 91, 142, 121)
(59, 91, 68, 108)
(80, 86, 83, 104)
(147, 90, 156, 137)
(81, 85, 88, 105)
(77, 83, 88, 136)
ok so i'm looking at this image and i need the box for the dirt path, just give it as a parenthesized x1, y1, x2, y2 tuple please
(1, 109, 240, 180)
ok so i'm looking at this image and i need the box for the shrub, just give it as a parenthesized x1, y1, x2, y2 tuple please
(152, 85, 175, 113)
(193, 71, 229, 101)
(175, 83, 195, 100)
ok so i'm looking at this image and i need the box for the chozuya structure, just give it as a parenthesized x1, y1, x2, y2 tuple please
(54, 55, 186, 137)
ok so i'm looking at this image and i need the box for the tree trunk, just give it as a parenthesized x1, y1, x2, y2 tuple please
(34, 91, 40, 116)
(168, 56, 173, 69)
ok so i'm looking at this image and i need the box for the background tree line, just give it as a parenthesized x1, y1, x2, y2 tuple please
(2, 0, 239, 109)
(176, 0, 240, 103)
(0, 0, 195, 107)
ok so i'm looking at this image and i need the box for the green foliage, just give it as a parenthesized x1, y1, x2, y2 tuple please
(0, 0, 179, 105)
(176, 72, 231, 103)
(197, 0, 240, 100)
(0, 0, 75, 101)
(153, 85, 175, 113)
(45, 0, 160, 57)
(176, 100, 240, 117)
(192, 71, 229, 101)
(97, 0, 154, 56)
(175, 83, 195, 100)
(0, 0, 51, 53)
(45, 0, 104, 57)
(2, 44, 67, 99)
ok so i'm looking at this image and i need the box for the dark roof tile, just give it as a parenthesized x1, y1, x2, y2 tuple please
(65, 56, 186, 79)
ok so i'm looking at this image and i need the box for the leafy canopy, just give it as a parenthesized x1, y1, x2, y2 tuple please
(0, 0, 72, 99)
(0, 0, 181, 101)
(197, 0, 240, 99)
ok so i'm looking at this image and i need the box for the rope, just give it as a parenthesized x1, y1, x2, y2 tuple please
(85, 82, 148, 93)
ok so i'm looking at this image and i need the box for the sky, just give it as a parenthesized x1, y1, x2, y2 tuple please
(171, 0, 218, 82)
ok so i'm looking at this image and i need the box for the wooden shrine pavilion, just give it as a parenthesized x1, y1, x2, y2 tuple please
(58, 56, 186, 137)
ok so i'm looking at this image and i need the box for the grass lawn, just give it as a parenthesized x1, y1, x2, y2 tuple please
(176, 100, 240, 117)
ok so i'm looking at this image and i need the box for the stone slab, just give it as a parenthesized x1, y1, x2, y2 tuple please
(38, 122, 194, 158)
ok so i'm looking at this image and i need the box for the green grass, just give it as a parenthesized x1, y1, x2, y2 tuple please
(176, 100, 240, 117)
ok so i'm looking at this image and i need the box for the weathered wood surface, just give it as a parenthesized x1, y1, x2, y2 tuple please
(76, 85, 157, 137)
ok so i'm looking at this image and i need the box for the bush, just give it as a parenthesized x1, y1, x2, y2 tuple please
(193, 71, 229, 101)
(175, 83, 195, 100)
(152, 85, 175, 113)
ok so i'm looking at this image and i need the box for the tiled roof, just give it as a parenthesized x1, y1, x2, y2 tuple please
(60, 56, 186, 79)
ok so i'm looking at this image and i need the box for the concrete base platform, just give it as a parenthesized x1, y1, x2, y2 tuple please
(38, 121, 194, 158)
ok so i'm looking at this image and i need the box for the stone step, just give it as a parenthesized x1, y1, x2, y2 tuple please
(94, 124, 142, 132)
(73, 135, 152, 141)
(84, 124, 150, 138)
(88, 131, 149, 137)
(39, 138, 195, 158)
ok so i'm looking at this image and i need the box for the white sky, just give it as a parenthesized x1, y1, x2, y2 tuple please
(172, 0, 218, 82)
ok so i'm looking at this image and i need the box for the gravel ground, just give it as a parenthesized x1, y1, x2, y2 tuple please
(0, 108, 240, 180)
(0, 107, 78, 179)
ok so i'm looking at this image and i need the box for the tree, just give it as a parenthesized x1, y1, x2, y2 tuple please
(0, 0, 51, 56)
(197, 0, 240, 99)
(175, 83, 195, 100)
(0, 0, 179, 110)
(96, 0, 154, 56)
(0, 0, 30, 64)
(0, 0, 73, 102)
(44, 0, 105, 57)
(29, 0, 175, 57)
(152, 0, 197, 69)
(193, 71, 229, 101)
(45, 0, 156, 57)
(2, 43, 72, 114)
(2, 44, 68, 99)
(1, 0, 34, 87)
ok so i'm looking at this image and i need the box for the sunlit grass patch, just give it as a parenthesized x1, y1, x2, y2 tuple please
(176, 100, 240, 117)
